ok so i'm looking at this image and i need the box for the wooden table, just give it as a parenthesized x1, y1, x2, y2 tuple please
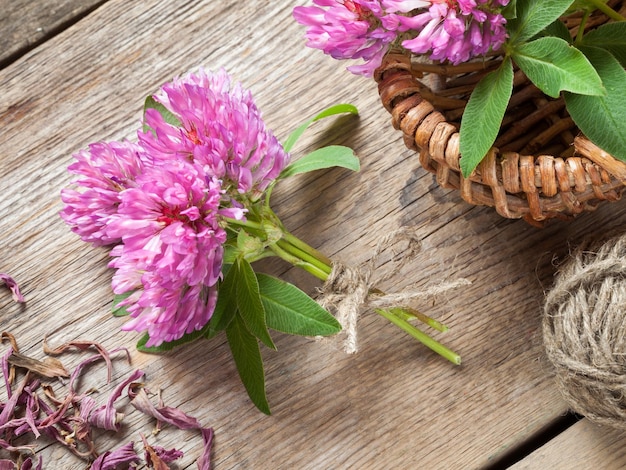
(1, 1, 626, 468)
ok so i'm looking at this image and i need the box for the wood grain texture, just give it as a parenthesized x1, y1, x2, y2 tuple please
(510, 419, 626, 470)
(2, 0, 626, 468)
(0, 0, 107, 65)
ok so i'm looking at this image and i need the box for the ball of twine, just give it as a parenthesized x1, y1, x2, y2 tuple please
(543, 234, 626, 430)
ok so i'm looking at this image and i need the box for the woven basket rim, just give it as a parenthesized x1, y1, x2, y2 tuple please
(374, 45, 626, 224)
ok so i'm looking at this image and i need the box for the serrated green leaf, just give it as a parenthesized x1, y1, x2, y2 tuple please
(512, 37, 604, 98)
(112, 292, 133, 317)
(143, 95, 182, 134)
(236, 229, 265, 257)
(460, 57, 514, 177)
(235, 259, 275, 350)
(280, 145, 360, 179)
(582, 22, 626, 68)
(257, 273, 341, 336)
(564, 46, 626, 162)
(282, 103, 358, 152)
(226, 313, 270, 414)
(206, 263, 237, 338)
(507, 0, 575, 44)
(223, 244, 238, 265)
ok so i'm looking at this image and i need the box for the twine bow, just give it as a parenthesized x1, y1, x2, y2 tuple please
(318, 227, 470, 354)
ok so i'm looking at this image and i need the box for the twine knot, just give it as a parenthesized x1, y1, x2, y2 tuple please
(318, 262, 370, 354)
(318, 227, 469, 354)
(543, 233, 626, 430)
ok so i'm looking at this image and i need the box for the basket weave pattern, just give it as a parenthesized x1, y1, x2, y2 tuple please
(374, 4, 626, 224)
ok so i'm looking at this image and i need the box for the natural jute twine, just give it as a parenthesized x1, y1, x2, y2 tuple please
(543, 234, 626, 430)
(318, 226, 470, 354)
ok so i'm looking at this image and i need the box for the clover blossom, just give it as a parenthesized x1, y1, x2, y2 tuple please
(293, 0, 403, 75)
(294, 0, 509, 74)
(401, 0, 509, 64)
(107, 161, 243, 346)
(139, 68, 290, 201)
(60, 68, 291, 346)
(60, 141, 144, 246)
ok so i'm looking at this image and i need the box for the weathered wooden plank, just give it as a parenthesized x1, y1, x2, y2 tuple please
(1, 0, 626, 468)
(0, 0, 106, 66)
(510, 419, 626, 469)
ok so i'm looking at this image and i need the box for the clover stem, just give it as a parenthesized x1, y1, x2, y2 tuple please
(278, 232, 333, 274)
(269, 241, 330, 281)
(576, 9, 591, 44)
(226, 216, 461, 364)
(584, 0, 626, 21)
(387, 307, 449, 333)
(375, 308, 461, 365)
(224, 217, 264, 232)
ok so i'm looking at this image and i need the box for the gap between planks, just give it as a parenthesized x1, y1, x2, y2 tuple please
(483, 412, 581, 469)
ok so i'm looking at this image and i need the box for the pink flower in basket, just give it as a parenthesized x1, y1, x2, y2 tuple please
(402, 0, 509, 64)
(293, 0, 510, 75)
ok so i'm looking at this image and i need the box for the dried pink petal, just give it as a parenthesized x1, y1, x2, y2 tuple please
(43, 338, 126, 384)
(68, 347, 130, 394)
(196, 427, 214, 470)
(36, 391, 99, 459)
(0, 438, 35, 453)
(0, 373, 30, 428)
(128, 384, 202, 430)
(1, 336, 213, 468)
(153, 445, 183, 463)
(0, 332, 19, 352)
(0, 273, 25, 303)
(141, 433, 183, 469)
(14, 378, 42, 439)
(2, 344, 14, 396)
(90, 441, 141, 470)
(87, 369, 144, 431)
(7, 352, 69, 379)
(129, 384, 214, 469)
(18, 456, 42, 470)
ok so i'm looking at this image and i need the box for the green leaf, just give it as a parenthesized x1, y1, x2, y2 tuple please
(502, 0, 517, 20)
(236, 229, 266, 259)
(136, 326, 208, 353)
(257, 273, 342, 336)
(279, 145, 360, 179)
(282, 103, 358, 152)
(222, 244, 238, 265)
(112, 292, 133, 317)
(582, 22, 626, 68)
(538, 19, 572, 43)
(507, 0, 575, 44)
(512, 37, 604, 98)
(226, 313, 270, 414)
(235, 259, 276, 350)
(460, 57, 514, 177)
(564, 46, 626, 162)
(142, 95, 182, 133)
(206, 264, 237, 338)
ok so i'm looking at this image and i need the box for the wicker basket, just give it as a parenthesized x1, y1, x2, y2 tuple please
(374, 4, 626, 225)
